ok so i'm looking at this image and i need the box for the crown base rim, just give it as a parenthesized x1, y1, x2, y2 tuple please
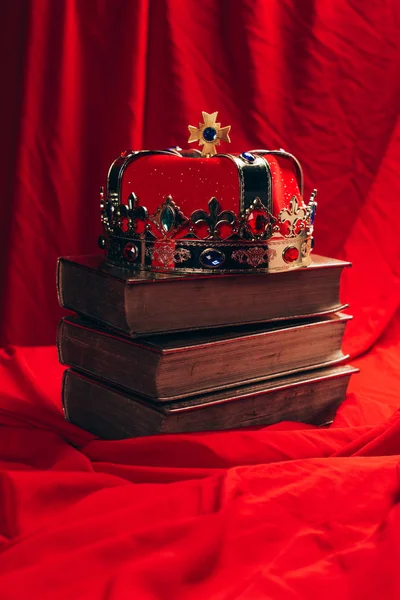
(101, 234, 313, 274)
(103, 259, 312, 275)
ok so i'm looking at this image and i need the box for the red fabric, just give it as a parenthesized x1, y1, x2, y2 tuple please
(0, 324, 400, 599)
(120, 153, 301, 223)
(2, 0, 400, 347)
(122, 155, 240, 217)
(2, 1, 400, 598)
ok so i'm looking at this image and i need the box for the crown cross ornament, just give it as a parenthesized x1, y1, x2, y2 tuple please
(188, 111, 231, 157)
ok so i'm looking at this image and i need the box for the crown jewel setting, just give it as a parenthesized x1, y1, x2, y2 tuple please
(188, 111, 231, 157)
(98, 112, 318, 273)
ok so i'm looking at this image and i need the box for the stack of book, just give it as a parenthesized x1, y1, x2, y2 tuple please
(57, 254, 357, 439)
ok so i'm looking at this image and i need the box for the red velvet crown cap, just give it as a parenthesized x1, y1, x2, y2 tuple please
(121, 153, 302, 230)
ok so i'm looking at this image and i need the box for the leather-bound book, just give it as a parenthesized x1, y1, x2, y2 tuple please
(57, 312, 351, 401)
(62, 364, 358, 439)
(57, 254, 349, 337)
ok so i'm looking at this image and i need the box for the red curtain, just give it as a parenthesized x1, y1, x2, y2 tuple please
(2, 3, 400, 598)
(2, 0, 400, 349)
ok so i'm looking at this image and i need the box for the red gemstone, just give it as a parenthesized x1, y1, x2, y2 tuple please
(283, 246, 299, 263)
(247, 210, 268, 235)
(120, 149, 133, 157)
(123, 243, 138, 261)
(119, 216, 129, 232)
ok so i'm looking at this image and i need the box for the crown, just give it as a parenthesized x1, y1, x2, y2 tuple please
(98, 112, 317, 273)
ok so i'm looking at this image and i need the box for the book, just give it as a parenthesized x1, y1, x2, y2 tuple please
(57, 312, 351, 401)
(57, 254, 350, 337)
(62, 364, 358, 439)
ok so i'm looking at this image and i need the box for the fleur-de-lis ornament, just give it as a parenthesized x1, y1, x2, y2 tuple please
(127, 192, 147, 221)
(188, 111, 231, 157)
(114, 192, 148, 233)
(191, 197, 236, 238)
(278, 195, 308, 237)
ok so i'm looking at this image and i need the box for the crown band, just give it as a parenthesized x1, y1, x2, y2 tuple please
(103, 233, 312, 273)
(99, 192, 316, 273)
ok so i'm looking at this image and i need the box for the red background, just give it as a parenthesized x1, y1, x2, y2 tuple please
(1, 1, 400, 598)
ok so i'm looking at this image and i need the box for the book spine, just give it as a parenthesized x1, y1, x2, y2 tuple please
(62, 370, 164, 438)
(62, 366, 357, 439)
(61, 370, 70, 421)
(59, 319, 163, 399)
(57, 260, 132, 335)
(57, 319, 65, 364)
(56, 258, 65, 308)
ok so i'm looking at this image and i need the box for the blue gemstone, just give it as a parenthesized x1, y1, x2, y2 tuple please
(203, 127, 217, 142)
(241, 152, 255, 163)
(310, 203, 317, 224)
(200, 248, 225, 268)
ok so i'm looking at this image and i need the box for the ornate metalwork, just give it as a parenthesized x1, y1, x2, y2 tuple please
(114, 192, 148, 234)
(106, 233, 312, 273)
(101, 192, 118, 232)
(188, 111, 231, 157)
(146, 245, 191, 266)
(242, 197, 276, 240)
(232, 247, 277, 268)
(278, 195, 308, 238)
(301, 239, 312, 257)
(127, 192, 147, 221)
(191, 197, 236, 238)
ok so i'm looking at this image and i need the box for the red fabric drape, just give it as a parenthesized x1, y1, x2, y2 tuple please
(2, 1, 400, 598)
(2, 0, 400, 351)
(0, 323, 400, 599)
